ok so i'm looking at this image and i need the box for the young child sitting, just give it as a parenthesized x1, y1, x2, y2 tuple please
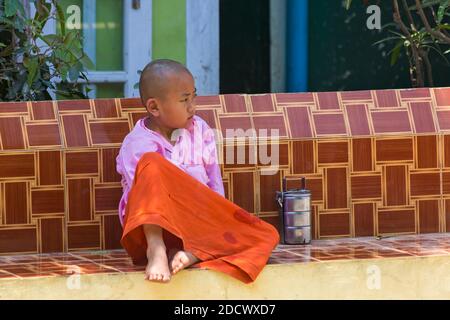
(116, 59, 279, 284)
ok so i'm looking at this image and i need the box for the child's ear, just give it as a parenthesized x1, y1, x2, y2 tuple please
(145, 98, 160, 117)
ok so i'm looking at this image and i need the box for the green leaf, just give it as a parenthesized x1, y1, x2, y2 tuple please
(5, 0, 20, 17)
(25, 57, 39, 86)
(345, 0, 353, 10)
(39, 34, 61, 47)
(390, 40, 404, 66)
(80, 54, 95, 70)
(54, 1, 66, 36)
(437, 0, 450, 23)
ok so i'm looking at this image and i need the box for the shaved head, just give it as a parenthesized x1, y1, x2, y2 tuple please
(139, 59, 192, 105)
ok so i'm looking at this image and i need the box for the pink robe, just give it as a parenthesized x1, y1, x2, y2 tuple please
(116, 115, 225, 226)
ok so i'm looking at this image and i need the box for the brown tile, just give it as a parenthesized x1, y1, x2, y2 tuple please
(119, 98, 144, 109)
(0, 117, 25, 150)
(313, 113, 347, 135)
(66, 151, 99, 175)
(351, 175, 381, 199)
(286, 107, 313, 138)
(375, 90, 399, 108)
(232, 171, 254, 213)
(318, 141, 348, 164)
(0, 153, 35, 178)
(384, 166, 407, 206)
(319, 213, 350, 237)
(260, 216, 281, 235)
(31, 101, 55, 120)
(446, 200, 450, 232)
(251, 94, 274, 112)
(285, 178, 323, 201)
(130, 112, 148, 126)
(68, 179, 92, 221)
(40, 218, 64, 253)
(257, 143, 288, 167)
(26, 124, 62, 147)
(410, 173, 440, 196)
(67, 225, 101, 250)
(223, 144, 256, 168)
(62, 115, 89, 147)
(259, 171, 281, 212)
(292, 140, 315, 174)
(417, 136, 438, 169)
(354, 203, 374, 237)
(346, 104, 371, 136)
(93, 99, 118, 118)
(31, 189, 64, 214)
(378, 209, 415, 234)
(371, 111, 411, 133)
(410, 102, 436, 133)
(252, 115, 287, 137)
(418, 200, 440, 234)
(376, 138, 413, 162)
(95, 186, 122, 211)
(219, 116, 253, 139)
(89, 121, 130, 145)
(352, 138, 373, 172)
(0, 228, 37, 254)
(434, 88, 450, 107)
(57, 100, 91, 112)
(223, 94, 247, 113)
(195, 110, 217, 129)
(0, 101, 28, 113)
(103, 215, 123, 250)
(4, 182, 28, 224)
(102, 148, 122, 182)
(444, 136, 450, 168)
(326, 168, 347, 209)
(38, 151, 62, 185)
(442, 172, 450, 194)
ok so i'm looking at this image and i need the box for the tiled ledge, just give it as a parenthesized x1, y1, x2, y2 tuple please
(0, 234, 449, 300)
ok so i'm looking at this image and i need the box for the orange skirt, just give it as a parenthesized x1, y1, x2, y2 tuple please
(121, 152, 280, 283)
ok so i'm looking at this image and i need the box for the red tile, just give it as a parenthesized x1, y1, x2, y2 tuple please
(275, 92, 314, 104)
(251, 94, 275, 112)
(436, 110, 450, 130)
(410, 173, 440, 196)
(31, 101, 55, 120)
(232, 172, 254, 213)
(259, 171, 281, 212)
(418, 200, 439, 234)
(130, 112, 147, 126)
(0, 117, 25, 150)
(4, 182, 28, 224)
(351, 175, 381, 199)
(354, 203, 374, 237)
(417, 136, 438, 169)
(371, 111, 412, 133)
(252, 115, 287, 137)
(0, 153, 35, 178)
(103, 215, 123, 250)
(67, 225, 101, 250)
(62, 115, 89, 147)
(400, 88, 431, 99)
(223, 94, 247, 113)
(0, 228, 37, 254)
(319, 213, 350, 237)
(346, 104, 371, 135)
(119, 98, 144, 109)
(94, 99, 118, 118)
(378, 210, 415, 234)
(195, 95, 221, 106)
(410, 102, 436, 133)
(292, 140, 315, 174)
(318, 141, 348, 164)
(195, 109, 217, 129)
(317, 92, 340, 110)
(57, 100, 91, 112)
(40, 218, 64, 253)
(313, 113, 347, 135)
(39, 151, 62, 186)
(0, 101, 28, 113)
(26, 124, 62, 147)
(286, 107, 313, 138)
(326, 168, 347, 209)
(286, 178, 323, 201)
(95, 186, 122, 211)
(32, 189, 65, 214)
(257, 143, 288, 166)
(385, 166, 407, 206)
(376, 138, 413, 162)
(66, 151, 98, 174)
(352, 138, 373, 172)
(89, 121, 130, 144)
(68, 179, 92, 221)
(102, 148, 122, 183)
(340, 90, 372, 101)
(434, 88, 450, 107)
(375, 90, 399, 108)
(219, 116, 253, 139)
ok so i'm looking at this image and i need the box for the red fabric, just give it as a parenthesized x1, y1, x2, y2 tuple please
(121, 152, 279, 283)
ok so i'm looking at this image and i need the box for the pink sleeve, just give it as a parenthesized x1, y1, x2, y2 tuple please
(202, 124, 225, 197)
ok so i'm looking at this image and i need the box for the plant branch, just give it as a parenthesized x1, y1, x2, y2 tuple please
(415, 0, 450, 44)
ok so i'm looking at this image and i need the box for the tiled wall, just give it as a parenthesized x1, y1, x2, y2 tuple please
(0, 87, 449, 255)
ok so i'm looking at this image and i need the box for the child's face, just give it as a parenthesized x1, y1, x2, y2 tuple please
(148, 71, 197, 130)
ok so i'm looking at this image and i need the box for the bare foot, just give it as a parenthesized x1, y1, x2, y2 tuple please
(170, 251, 199, 275)
(145, 247, 171, 283)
